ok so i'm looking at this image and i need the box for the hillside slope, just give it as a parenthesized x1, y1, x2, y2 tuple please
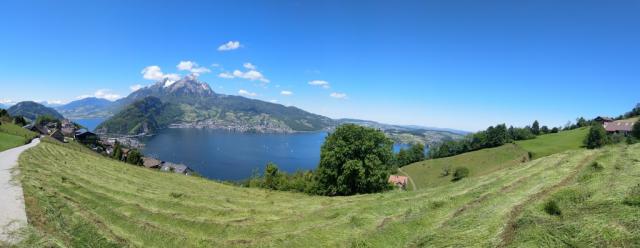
(7, 101, 64, 120)
(15, 138, 639, 247)
(515, 127, 589, 159)
(56, 97, 115, 119)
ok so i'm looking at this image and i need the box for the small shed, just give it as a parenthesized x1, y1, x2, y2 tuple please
(388, 175, 408, 189)
(75, 130, 98, 145)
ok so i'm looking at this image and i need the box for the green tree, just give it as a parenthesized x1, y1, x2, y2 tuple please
(126, 149, 143, 166)
(313, 124, 393, 196)
(584, 124, 608, 149)
(112, 142, 123, 161)
(540, 125, 549, 134)
(550, 127, 559, 133)
(13, 116, 27, 126)
(532, 120, 540, 135)
(632, 122, 640, 140)
(264, 162, 280, 190)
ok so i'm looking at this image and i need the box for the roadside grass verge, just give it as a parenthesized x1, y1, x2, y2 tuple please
(0, 122, 37, 152)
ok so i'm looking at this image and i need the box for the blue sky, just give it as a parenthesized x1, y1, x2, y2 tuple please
(1, 0, 639, 131)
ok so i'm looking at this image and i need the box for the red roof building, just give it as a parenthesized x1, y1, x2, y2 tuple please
(388, 175, 408, 189)
(604, 120, 635, 133)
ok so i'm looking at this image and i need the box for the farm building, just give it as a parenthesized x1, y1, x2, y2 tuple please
(603, 120, 636, 134)
(143, 157, 163, 169)
(388, 175, 408, 189)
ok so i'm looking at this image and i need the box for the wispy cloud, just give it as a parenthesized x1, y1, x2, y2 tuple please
(218, 41, 241, 51)
(280, 90, 293, 96)
(77, 89, 122, 101)
(177, 60, 211, 76)
(330, 92, 347, 99)
(309, 80, 330, 89)
(130, 84, 144, 92)
(238, 89, 257, 97)
(269, 99, 278, 103)
(218, 63, 270, 83)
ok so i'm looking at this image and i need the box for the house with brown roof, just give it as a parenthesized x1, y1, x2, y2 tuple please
(143, 157, 163, 169)
(604, 120, 636, 134)
(388, 175, 408, 189)
(594, 116, 614, 124)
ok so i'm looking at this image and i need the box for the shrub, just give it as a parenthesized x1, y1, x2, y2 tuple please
(623, 184, 640, 207)
(590, 161, 604, 171)
(584, 124, 608, 149)
(440, 166, 451, 177)
(452, 167, 470, 181)
(632, 122, 640, 140)
(543, 200, 562, 216)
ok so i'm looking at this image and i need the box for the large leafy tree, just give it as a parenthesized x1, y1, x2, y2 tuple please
(584, 124, 608, 149)
(313, 124, 393, 196)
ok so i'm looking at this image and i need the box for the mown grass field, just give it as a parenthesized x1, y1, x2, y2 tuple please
(401, 144, 529, 189)
(0, 122, 37, 151)
(515, 127, 588, 159)
(13, 137, 638, 247)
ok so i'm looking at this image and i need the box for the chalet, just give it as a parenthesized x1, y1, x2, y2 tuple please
(143, 157, 163, 169)
(61, 119, 76, 137)
(24, 123, 49, 135)
(75, 130, 98, 145)
(49, 129, 65, 142)
(604, 120, 635, 134)
(594, 116, 613, 124)
(388, 175, 408, 189)
(161, 162, 193, 175)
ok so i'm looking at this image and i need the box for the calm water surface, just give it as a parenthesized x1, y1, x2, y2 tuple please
(72, 118, 105, 131)
(141, 128, 416, 181)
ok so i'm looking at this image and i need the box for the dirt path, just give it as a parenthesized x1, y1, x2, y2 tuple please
(496, 152, 598, 248)
(0, 138, 40, 243)
(397, 167, 417, 191)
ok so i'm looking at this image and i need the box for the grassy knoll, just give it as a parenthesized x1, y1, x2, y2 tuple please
(0, 122, 37, 151)
(515, 127, 588, 159)
(13, 138, 635, 247)
(507, 144, 640, 247)
(402, 143, 529, 189)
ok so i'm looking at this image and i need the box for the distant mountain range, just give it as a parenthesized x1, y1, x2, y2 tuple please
(56, 97, 116, 119)
(7, 101, 64, 121)
(8, 77, 465, 145)
(337, 118, 466, 146)
(96, 77, 335, 134)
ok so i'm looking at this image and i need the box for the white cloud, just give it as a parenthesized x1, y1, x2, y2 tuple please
(269, 99, 278, 103)
(141, 65, 165, 80)
(238, 89, 257, 97)
(211, 63, 220, 67)
(77, 89, 122, 101)
(218, 63, 269, 83)
(0, 99, 14, 104)
(280, 90, 293, 96)
(218, 72, 234, 79)
(330, 92, 347, 99)
(46, 100, 66, 105)
(218, 41, 241, 51)
(243, 62, 256, 70)
(309, 80, 330, 89)
(177, 61, 211, 76)
(141, 65, 182, 87)
(130, 84, 144, 92)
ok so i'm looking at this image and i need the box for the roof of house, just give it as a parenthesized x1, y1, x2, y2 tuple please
(604, 120, 636, 132)
(161, 162, 190, 174)
(143, 157, 163, 168)
(595, 116, 614, 122)
(388, 175, 408, 185)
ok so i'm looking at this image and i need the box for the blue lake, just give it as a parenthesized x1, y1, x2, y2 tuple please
(72, 118, 105, 131)
(141, 128, 418, 181)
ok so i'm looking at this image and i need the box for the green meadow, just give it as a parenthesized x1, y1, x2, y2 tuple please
(0, 122, 37, 152)
(10, 136, 639, 247)
(515, 127, 589, 159)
